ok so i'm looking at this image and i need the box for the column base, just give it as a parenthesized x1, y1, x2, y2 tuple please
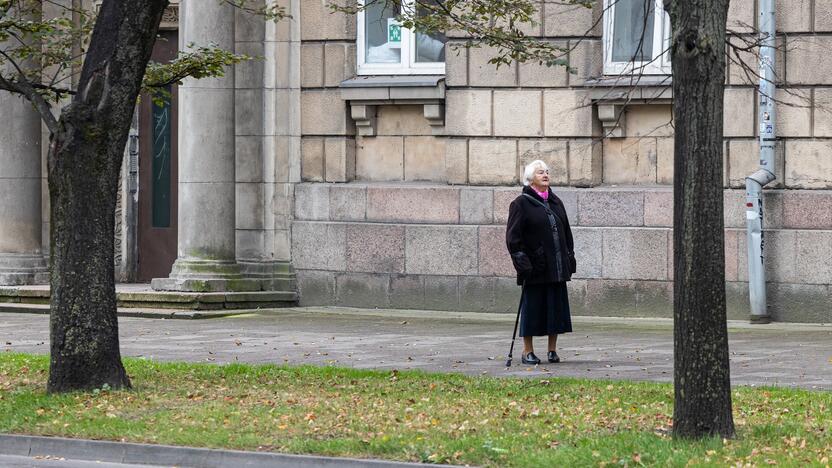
(749, 314, 772, 325)
(238, 260, 296, 292)
(0, 254, 48, 286)
(151, 260, 296, 293)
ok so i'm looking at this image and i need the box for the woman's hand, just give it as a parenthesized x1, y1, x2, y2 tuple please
(510, 251, 533, 278)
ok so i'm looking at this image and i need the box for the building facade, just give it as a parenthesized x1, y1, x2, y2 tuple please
(1, 0, 831, 322)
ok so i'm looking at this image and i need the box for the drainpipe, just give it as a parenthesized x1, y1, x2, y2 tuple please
(745, 0, 776, 324)
(125, 110, 140, 282)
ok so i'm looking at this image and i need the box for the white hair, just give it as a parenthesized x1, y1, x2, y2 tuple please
(522, 160, 549, 186)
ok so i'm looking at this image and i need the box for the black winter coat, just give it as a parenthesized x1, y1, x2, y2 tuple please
(506, 186, 576, 285)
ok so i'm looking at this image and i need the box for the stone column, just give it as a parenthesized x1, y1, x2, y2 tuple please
(0, 51, 47, 285)
(152, 0, 250, 292)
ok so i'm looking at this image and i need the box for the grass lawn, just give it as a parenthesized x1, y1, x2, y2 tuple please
(0, 353, 830, 467)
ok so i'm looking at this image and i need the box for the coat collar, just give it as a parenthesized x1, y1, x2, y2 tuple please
(522, 185, 558, 205)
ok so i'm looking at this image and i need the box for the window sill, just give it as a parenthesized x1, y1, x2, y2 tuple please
(586, 75, 672, 138)
(339, 75, 446, 136)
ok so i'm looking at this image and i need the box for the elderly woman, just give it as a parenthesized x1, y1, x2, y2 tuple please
(506, 160, 576, 365)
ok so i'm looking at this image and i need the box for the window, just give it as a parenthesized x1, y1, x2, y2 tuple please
(151, 87, 172, 228)
(357, 0, 447, 75)
(603, 0, 670, 75)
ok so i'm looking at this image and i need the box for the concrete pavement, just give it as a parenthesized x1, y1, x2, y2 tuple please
(1, 307, 831, 389)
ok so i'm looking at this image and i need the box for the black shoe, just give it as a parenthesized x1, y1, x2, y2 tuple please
(521, 352, 541, 365)
(547, 351, 560, 363)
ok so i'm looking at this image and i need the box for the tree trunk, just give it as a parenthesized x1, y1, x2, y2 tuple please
(667, 0, 735, 439)
(46, 0, 168, 393)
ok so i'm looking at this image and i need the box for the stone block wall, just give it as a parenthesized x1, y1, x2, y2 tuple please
(441, 2, 606, 187)
(298, 0, 357, 184)
(296, 2, 832, 190)
(283, 2, 832, 322)
(353, 107, 447, 182)
(234, 2, 301, 266)
(292, 184, 832, 323)
(720, 2, 832, 190)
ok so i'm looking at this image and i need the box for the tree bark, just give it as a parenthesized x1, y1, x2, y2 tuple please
(46, 0, 168, 393)
(667, 0, 735, 439)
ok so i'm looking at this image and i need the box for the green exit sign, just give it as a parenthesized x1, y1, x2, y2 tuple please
(388, 21, 401, 44)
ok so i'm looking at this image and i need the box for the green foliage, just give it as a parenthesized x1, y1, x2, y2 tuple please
(142, 44, 254, 105)
(0, 0, 288, 105)
(0, 0, 94, 101)
(1, 353, 830, 467)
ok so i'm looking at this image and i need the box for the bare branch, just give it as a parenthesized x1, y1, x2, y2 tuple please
(0, 72, 59, 132)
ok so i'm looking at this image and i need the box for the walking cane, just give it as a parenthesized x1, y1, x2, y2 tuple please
(505, 281, 525, 367)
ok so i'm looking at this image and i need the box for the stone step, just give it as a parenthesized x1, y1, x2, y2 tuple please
(0, 286, 49, 304)
(117, 290, 298, 310)
(0, 302, 275, 319)
(0, 285, 298, 311)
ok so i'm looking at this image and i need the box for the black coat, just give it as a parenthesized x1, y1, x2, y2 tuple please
(506, 186, 576, 285)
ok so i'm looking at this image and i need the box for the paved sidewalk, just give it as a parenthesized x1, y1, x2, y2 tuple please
(1, 307, 831, 389)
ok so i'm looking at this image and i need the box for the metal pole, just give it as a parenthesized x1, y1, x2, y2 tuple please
(745, 0, 777, 324)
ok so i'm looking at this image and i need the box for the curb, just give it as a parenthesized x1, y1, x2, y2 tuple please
(0, 434, 464, 468)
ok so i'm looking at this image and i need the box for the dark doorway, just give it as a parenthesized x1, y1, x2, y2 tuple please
(137, 30, 178, 282)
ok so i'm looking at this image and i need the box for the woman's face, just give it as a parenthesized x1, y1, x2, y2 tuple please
(531, 166, 550, 189)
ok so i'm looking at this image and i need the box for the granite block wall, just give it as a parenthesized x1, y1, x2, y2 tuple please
(292, 184, 832, 323)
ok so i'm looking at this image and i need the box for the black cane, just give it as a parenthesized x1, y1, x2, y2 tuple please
(505, 281, 525, 367)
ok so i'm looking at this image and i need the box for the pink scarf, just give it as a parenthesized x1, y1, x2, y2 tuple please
(535, 188, 549, 200)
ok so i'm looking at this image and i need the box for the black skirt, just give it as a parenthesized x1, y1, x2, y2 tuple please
(519, 282, 572, 337)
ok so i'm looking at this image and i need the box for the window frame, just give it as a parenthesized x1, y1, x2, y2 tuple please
(357, 0, 446, 76)
(602, 0, 671, 76)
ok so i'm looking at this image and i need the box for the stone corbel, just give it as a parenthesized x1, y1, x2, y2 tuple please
(350, 104, 377, 136)
(340, 76, 446, 137)
(423, 103, 445, 135)
(597, 103, 625, 138)
(586, 75, 672, 139)
(349, 101, 445, 137)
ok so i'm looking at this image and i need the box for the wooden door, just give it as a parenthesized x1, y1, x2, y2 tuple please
(137, 31, 178, 282)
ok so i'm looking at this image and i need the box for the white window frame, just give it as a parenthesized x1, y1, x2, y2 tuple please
(357, 0, 446, 76)
(603, 0, 671, 75)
